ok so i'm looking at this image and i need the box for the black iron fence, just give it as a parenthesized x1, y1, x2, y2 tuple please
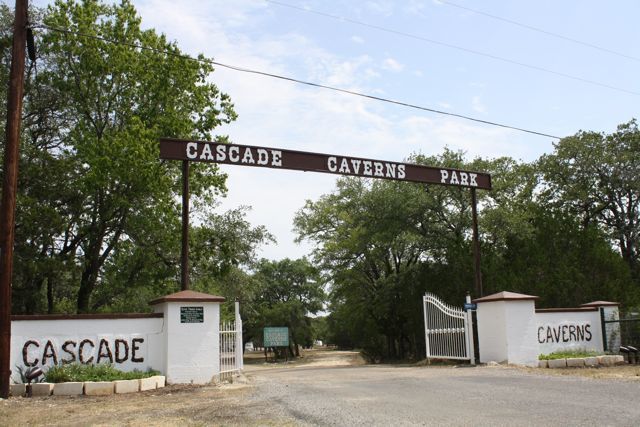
(601, 308, 640, 352)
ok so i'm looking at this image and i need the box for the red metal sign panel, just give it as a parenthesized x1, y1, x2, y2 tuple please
(159, 138, 492, 190)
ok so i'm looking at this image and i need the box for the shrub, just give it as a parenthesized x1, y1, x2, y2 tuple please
(539, 350, 600, 360)
(44, 363, 159, 383)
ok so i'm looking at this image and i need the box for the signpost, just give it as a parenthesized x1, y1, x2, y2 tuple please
(180, 306, 204, 323)
(264, 327, 289, 347)
(263, 327, 289, 361)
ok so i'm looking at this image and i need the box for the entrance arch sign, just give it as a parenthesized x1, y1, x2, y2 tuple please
(160, 137, 491, 297)
(160, 138, 492, 190)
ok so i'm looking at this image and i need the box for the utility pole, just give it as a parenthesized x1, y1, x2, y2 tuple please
(0, 0, 28, 399)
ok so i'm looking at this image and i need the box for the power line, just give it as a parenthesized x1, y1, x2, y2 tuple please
(34, 23, 561, 139)
(437, 0, 640, 63)
(263, 0, 640, 97)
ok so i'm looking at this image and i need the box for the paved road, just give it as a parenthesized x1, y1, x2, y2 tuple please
(245, 363, 640, 426)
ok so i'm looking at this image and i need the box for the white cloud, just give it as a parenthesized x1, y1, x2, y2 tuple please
(351, 35, 365, 44)
(382, 58, 405, 72)
(472, 96, 487, 114)
(365, 1, 395, 16)
(130, 0, 543, 260)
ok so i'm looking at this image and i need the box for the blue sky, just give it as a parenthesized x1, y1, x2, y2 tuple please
(32, 0, 640, 260)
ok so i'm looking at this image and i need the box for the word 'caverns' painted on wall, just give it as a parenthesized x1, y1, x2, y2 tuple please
(537, 324, 592, 344)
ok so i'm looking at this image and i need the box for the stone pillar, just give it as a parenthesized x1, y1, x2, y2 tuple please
(581, 301, 621, 352)
(473, 291, 539, 366)
(150, 290, 225, 384)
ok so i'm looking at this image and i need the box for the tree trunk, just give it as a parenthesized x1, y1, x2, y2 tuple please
(47, 276, 54, 314)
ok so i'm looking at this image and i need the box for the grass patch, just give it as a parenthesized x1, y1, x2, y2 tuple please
(539, 350, 600, 360)
(45, 363, 159, 383)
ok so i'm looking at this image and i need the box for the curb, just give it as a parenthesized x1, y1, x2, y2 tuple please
(9, 375, 166, 397)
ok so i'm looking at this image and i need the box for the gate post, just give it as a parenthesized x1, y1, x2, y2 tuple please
(150, 290, 225, 384)
(235, 301, 243, 371)
(474, 291, 539, 366)
(465, 295, 476, 365)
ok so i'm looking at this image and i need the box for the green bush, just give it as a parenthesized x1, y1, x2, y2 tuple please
(44, 363, 159, 383)
(539, 350, 600, 360)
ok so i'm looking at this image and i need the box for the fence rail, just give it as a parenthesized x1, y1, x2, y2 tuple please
(219, 302, 243, 381)
(423, 293, 474, 363)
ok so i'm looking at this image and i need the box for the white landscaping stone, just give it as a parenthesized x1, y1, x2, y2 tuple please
(538, 360, 548, 368)
(547, 358, 567, 369)
(30, 383, 54, 396)
(53, 382, 84, 396)
(584, 357, 598, 367)
(84, 381, 114, 396)
(566, 358, 585, 368)
(139, 377, 157, 391)
(10, 384, 25, 397)
(598, 355, 618, 366)
(154, 376, 166, 388)
(114, 379, 139, 394)
(612, 355, 625, 365)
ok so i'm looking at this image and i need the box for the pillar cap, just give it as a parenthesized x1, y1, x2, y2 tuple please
(472, 291, 539, 304)
(580, 301, 620, 307)
(149, 290, 226, 305)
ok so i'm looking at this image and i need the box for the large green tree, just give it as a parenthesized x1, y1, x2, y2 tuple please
(248, 258, 325, 357)
(4, 0, 237, 313)
(539, 120, 640, 281)
(296, 146, 637, 361)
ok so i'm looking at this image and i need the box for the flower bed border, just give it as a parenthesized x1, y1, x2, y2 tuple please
(9, 375, 166, 397)
(538, 355, 624, 368)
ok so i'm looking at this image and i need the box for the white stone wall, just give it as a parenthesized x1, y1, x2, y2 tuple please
(536, 310, 603, 355)
(11, 317, 165, 381)
(11, 296, 225, 385)
(504, 301, 539, 366)
(476, 301, 508, 364)
(154, 302, 220, 384)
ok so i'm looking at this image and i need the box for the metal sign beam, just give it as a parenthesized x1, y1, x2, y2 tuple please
(159, 138, 492, 190)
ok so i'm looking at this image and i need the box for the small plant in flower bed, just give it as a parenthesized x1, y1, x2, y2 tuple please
(44, 363, 159, 383)
(539, 350, 600, 360)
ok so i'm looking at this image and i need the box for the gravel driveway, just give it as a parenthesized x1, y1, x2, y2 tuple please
(246, 361, 640, 426)
(2, 350, 640, 426)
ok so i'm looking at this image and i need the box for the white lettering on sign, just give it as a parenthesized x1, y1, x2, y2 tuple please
(228, 146, 240, 162)
(439, 169, 478, 187)
(257, 149, 269, 165)
(185, 144, 285, 168)
(200, 143, 213, 160)
(186, 142, 198, 159)
(271, 150, 282, 167)
(325, 156, 406, 180)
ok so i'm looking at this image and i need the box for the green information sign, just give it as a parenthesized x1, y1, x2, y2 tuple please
(264, 327, 289, 347)
(180, 306, 204, 323)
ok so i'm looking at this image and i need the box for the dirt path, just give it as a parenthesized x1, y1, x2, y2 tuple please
(0, 349, 360, 426)
(2, 349, 639, 426)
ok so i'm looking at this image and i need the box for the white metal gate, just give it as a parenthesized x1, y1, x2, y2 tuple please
(219, 302, 244, 380)
(423, 293, 475, 364)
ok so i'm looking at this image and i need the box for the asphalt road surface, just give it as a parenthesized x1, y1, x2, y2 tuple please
(245, 360, 640, 426)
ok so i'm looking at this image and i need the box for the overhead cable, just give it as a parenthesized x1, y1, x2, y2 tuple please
(34, 23, 561, 139)
(263, 0, 640, 96)
(437, 0, 640, 63)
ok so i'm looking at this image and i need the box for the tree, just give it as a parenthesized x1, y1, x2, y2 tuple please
(3, 0, 237, 313)
(539, 120, 640, 281)
(249, 258, 325, 357)
(294, 150, 490, 360)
